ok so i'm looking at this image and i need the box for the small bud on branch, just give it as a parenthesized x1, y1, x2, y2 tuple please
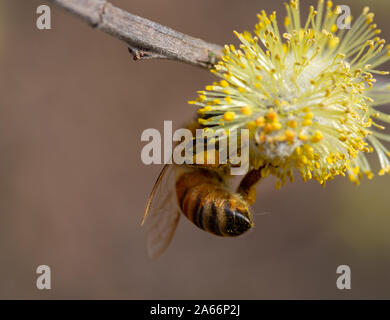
(51, 0, 223, 68)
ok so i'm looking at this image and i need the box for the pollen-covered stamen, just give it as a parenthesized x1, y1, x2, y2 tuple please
(188, 0, 390, 187)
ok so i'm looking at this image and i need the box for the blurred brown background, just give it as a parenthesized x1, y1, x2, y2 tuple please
(0, 0, 390, 299)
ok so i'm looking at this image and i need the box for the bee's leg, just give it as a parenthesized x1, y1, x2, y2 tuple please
(237, 165, 267, 205)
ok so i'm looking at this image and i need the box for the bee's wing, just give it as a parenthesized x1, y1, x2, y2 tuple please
(142, 164, 181, 259)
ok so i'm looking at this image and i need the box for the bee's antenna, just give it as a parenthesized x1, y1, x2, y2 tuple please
(252, 211, 271, 216)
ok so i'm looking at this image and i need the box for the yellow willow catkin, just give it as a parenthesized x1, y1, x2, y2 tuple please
(188, 0, 390, 187)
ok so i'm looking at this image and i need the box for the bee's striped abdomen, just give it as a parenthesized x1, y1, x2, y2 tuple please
(176, 170, 253, 237)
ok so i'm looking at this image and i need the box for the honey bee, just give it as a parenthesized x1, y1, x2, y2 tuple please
(142, 123, 265, 259)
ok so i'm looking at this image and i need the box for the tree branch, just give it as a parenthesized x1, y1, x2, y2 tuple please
(51, 0, 223, 69)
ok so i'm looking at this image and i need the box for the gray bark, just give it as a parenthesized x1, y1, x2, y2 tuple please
(51, 0, 223, 69)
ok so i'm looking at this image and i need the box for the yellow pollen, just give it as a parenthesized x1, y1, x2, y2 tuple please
(301, 155, 309, 165)
(285, 130, 296, 143)
(304, 112, 314, 120)
(220, 80, 229, 88)
(311, 131, 324, 143)
(264, 123, 272, 133)
(198, 95, 206, 102)
(270, 122, 282, 131)
(223, 111, 235, 121)
(339, 135, 347, 142)
(287, 119, 298, 128)
(266, 109, 278, 121)
(241, 106, 252, 115)
(365, 171, 374, 179)
(298, 132, 308, 141)
(255, 116, 265, 127)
